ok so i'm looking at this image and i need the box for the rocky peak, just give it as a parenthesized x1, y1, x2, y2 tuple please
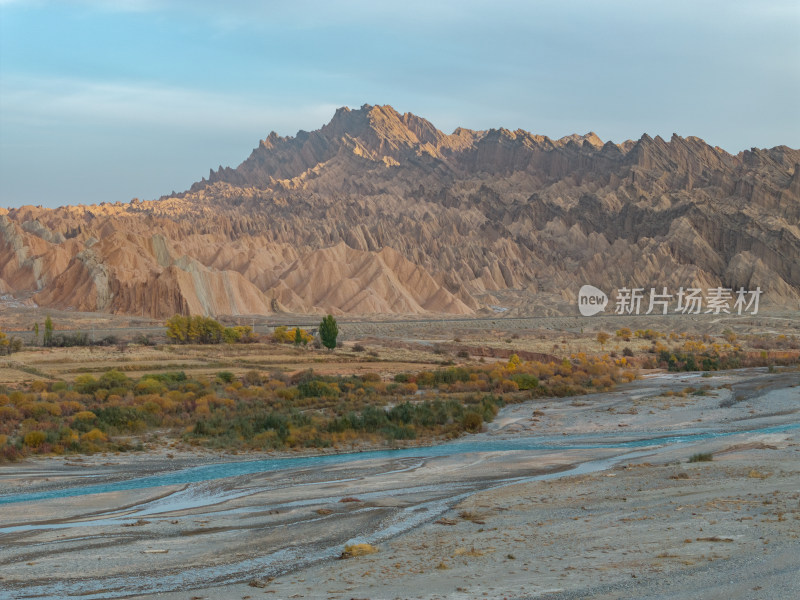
(40, 105, 786, 319)
(259, 131, 286, 150)
(324, 103, 446, 156)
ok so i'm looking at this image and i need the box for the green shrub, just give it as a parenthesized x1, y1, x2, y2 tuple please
(688, 452, 713, 463)
(217, 371, 235, 384)
(23, 430, 47, 448)
(511, 373, 538, 390)
(98, 370, 132, 390)
(74, 374, 99, 394)
(462, 411, 483, 432)
(298, 380, 340, 398)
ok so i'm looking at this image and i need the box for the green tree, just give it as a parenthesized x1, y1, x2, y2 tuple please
(294, 327, 303, 346)
(43, 316, 53, 347)
(319, 315, 338, 350)
(223, 327, 241, 344)
(33, 322, 39, 345)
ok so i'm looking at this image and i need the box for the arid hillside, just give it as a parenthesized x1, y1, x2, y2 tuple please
(2, 104, 798, 317)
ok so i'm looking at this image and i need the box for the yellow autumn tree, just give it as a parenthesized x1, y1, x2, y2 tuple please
(506, 353, 522, 371)
(596, 331, 610, 349)
(165, 315, 226, 344)
(165, 315, 189, 343)
(272, 326, 313, 344)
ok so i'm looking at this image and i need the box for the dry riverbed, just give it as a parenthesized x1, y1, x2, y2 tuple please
(0, 368, 798, 600)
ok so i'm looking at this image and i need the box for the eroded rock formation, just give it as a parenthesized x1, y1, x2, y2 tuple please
(1, 104, 798, 317)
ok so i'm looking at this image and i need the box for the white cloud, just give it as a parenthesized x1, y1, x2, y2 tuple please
(0, 74, 338, 136)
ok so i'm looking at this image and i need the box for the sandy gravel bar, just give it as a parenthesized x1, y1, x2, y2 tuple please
(0, 368, 798, 599)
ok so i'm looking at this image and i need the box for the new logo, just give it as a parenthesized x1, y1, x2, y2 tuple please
(578, 285, 608, 316)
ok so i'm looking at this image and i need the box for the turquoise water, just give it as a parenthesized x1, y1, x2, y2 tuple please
(2, 422, 798, 506)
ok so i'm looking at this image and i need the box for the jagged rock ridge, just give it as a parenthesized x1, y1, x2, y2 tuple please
(1, 104, 798, 317)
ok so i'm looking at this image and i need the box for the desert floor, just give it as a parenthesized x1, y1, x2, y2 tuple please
(1, 367, 798, 600)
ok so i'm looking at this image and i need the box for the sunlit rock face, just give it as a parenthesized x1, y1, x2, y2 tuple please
(2, 104, 798, 317)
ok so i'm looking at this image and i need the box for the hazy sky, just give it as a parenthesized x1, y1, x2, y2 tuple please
(1, 0, 798, 208)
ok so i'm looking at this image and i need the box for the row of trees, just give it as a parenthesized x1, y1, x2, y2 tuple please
(27, 316, 54, 347)
(166, 314, 339, 349)
(0, 330, 23, 355)
(25, 316, 116, 348)
(164, 315, 257, 344)
(270, 316, 338, 349)
(5, 314, 339, 350)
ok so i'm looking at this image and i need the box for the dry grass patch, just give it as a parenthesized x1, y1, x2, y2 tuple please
(748, 469, 771, 479)
(341, 543, 378, 558)
(458, 510, 487, 524)
(453, 545, 493, 557)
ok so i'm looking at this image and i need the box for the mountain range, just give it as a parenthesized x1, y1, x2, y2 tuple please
(1, 104, 798, 317)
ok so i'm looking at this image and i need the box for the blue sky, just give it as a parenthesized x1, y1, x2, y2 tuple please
(1, 0, 798, 208)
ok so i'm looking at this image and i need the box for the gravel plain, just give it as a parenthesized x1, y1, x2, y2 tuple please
(0, 369, 798, 600)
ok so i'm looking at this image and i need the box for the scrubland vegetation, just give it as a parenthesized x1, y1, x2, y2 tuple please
(633, 331, 800, 371)
(2, 318, 798, 463)
(0, 353, 626, 461)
